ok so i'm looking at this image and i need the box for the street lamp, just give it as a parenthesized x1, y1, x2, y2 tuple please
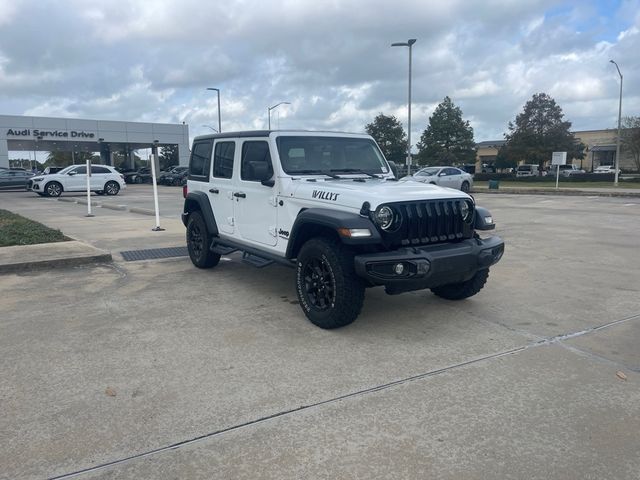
(391, 38, 417, 176)
(268, 102, 291, 130)
(202, 124, 218, 132)
(206, 87, 222, 133)
(610, 60, 623, 186)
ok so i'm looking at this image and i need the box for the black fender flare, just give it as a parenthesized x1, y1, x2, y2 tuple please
(182, 191, 219, 235)
(285, 208, 381, 259)
(474, 206, 495, 230)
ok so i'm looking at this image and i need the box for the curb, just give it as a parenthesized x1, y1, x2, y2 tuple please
(101, 203, 127, 211)
(473, 188, 640, 198)
(129, 207, 155, 216)
(0, 241, 112, 274)
(77, 199, 100, 206)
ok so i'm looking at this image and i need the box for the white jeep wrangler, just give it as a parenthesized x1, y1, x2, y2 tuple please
(183, 131, 504, 329)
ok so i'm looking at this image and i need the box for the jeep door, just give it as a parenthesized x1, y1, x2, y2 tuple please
(234, 139, 277, 246)
(210, 140, 237, 235)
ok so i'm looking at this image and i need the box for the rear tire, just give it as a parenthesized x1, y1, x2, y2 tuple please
(296, 237, 365, 329)
(431, 268, 489, 300)
(186, 211, 220, 269)
(44, 182, 62, 197)
(105, 181, 120, 195)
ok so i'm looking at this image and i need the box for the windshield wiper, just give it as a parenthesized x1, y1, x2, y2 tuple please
(288, 169, 341, 179)
(330, 168, 381, 178)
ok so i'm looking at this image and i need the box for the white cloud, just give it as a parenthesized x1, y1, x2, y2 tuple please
(0, 0, 638, 143)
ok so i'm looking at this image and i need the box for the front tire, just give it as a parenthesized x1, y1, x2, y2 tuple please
(296, 237, 365, 329)
(431, 268, 489, 300)
(104, 181, 120, 195)
(186, 211, 220, 269)
(45, 182, 62, 197)
(461, 181, 470, 193)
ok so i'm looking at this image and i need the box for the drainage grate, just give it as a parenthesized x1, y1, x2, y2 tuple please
(120, 246, 188, 261)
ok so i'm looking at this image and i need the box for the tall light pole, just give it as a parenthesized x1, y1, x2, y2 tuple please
(392, 38, 417, 176)
(610, 60, 622, 186)
(206, 87, 222, 133)
(268, 102, 290, 130)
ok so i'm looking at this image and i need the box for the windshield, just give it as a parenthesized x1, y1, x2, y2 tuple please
(276, 136, 389, 175)
(57, 165, 76, 174)
(416, 167, 440, 176)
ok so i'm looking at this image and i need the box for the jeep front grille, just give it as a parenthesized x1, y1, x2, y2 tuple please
(387, 199, 473, 246)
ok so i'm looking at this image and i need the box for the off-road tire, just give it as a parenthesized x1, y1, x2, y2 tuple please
(431, 268, 489, 300)
(296, 237, 365, 329)
(461, 181, 470, 193)
(105, 181, 120, 196)
(186, 211, 220, 269)
(45, 182, 63, 197)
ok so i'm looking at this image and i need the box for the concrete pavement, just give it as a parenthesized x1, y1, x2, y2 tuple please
(0, 192, 639, 479)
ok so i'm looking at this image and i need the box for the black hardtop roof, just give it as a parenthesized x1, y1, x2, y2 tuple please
(193, 129, 368, 142)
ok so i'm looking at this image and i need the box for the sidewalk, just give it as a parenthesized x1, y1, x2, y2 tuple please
(473, 184, 640, 197)
(1, 191, 186, 262)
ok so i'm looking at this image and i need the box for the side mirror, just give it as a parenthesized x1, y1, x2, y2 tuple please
(250, 162, 274, 187)
(68, 171, 76, 176)
(387, 161, 399, 178)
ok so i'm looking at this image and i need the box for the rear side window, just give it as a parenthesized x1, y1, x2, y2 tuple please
(189, 140, 213, 180)
(92, 166, 110, 174)
(241, 141, 272, 181)
(213, 141, 235, 179)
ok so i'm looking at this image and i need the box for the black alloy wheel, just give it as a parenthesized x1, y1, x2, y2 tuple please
(186, 211, 220, 268)
(295, 237, 365, 329)
(302, 257, 336, 311)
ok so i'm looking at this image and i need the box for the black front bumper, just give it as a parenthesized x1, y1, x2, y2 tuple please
(354, 236, 504, 293)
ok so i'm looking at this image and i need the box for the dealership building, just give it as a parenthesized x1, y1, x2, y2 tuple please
(0, 114, 190, 169)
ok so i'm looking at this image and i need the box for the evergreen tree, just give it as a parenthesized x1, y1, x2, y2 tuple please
(365, 113, 407, 164)
(159, 144, 180, 170)
(499, 93, 584, 170)
(416, 96, 476, 166)
(620, 116, 640, 172)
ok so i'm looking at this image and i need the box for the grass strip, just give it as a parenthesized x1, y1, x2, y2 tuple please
(0, 209, 69, 247)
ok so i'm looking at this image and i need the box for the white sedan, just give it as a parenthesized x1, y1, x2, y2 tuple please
(402, 166, 473, 192)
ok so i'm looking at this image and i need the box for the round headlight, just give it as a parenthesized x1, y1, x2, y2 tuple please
(375, 206, 395, 230)
(461, 200, 473, 223)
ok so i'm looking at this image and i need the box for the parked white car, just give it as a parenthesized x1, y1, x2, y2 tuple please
(27, 164, 126, 197)
(593, 165, 620, 174)
(515, 164, 540, 177)
(402, 166, 473, 192)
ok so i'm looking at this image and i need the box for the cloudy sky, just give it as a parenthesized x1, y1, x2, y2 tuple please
(0, 0, 638, 145)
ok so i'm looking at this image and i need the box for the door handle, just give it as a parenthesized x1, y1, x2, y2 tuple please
(209, 188, 219, 194)
(233, 192, 246, 198)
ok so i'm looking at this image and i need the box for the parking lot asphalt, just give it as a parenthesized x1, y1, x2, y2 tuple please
(1, 191, 639, 479)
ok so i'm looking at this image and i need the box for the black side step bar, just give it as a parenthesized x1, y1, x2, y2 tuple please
(211, 244, 238, 255)
(209, 238, 295, 269)
(241, 252, 274, 268)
